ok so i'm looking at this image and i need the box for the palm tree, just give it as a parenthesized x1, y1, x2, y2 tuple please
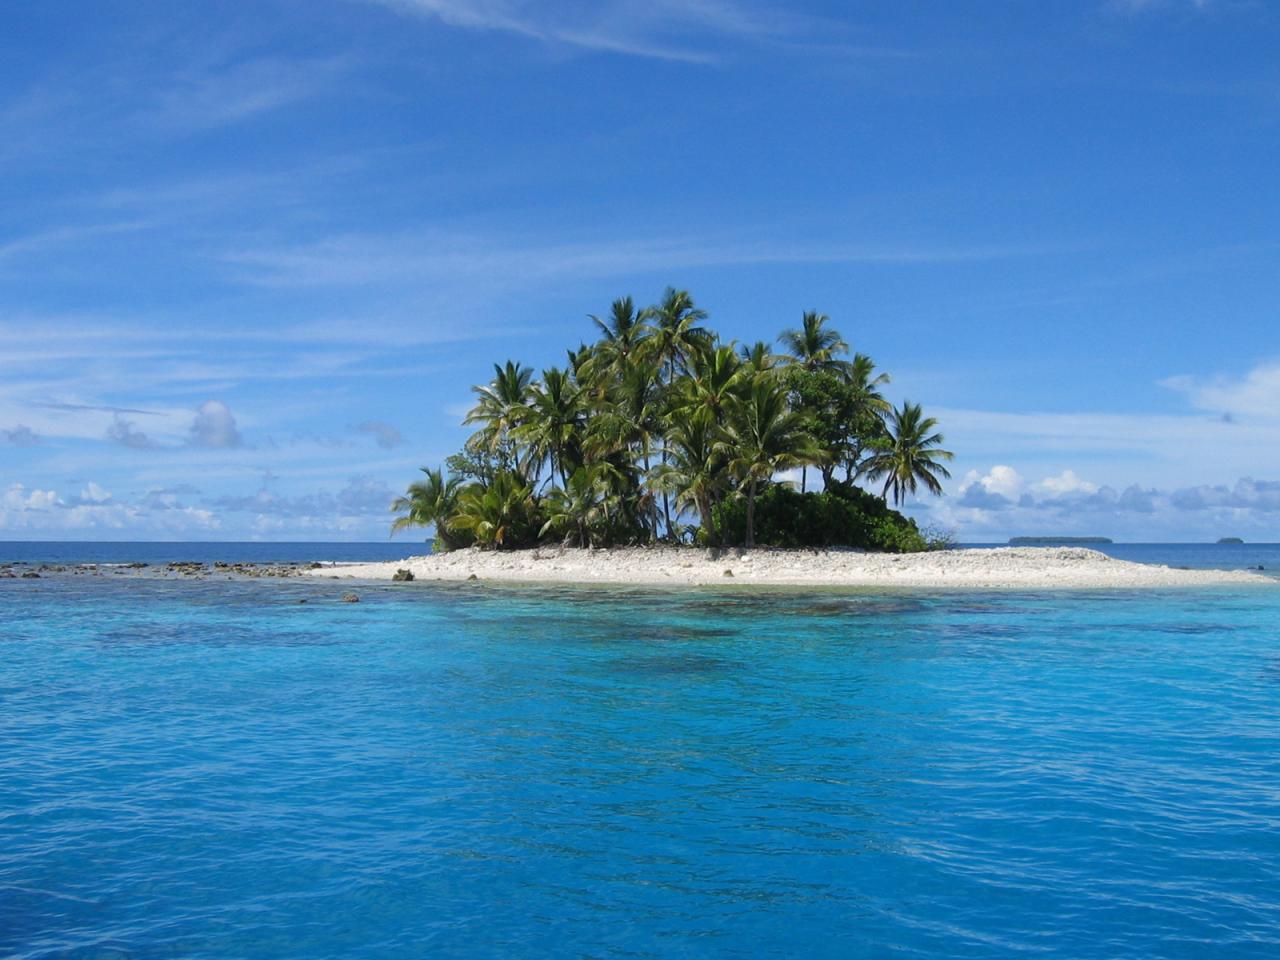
(721, 375, 823, 548)
(644, 287, 712, 382)
(863, 402, 953, 506)
(390, 467, 467, 549)
(587, 358, 663, 467)
(643, 287, 712, 537)
(650, 413, 726, 545)
(589, 296, 649, 372)
(516, 366, 584, 487)
(540, 465, 613, 547)
(464, 361, 534, 476)
(841, 352, 893, 481)
(779, 311, 849, 374)
(739, 340, 780, 375)
(678, 345, 745, 423)
(450, 470, 537, 549)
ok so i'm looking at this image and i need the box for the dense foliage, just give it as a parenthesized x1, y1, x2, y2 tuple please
(711, 483, 928, 553)
(392, 289, 954, 550)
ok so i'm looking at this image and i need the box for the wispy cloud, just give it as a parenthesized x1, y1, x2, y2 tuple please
(143, 55, 350, 132)
(1109, 0, 1216, 12)
(366, 0, 820, 63)
(0, 221, 152, 263)
(223, 228, 1057, 289)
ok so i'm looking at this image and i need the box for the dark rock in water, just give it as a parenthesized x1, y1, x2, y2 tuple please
(392, 568, 415, 582)
(21, 572, 40, 579)
(723, 569, 734, 577)
(310, 562, 324, 569)
(467, 573, 478, 581)
(341, 593, 360, 603)
(298, 598, 308, 604)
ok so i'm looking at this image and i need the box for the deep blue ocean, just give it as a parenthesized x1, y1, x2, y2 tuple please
(3, 546, 1280, 958)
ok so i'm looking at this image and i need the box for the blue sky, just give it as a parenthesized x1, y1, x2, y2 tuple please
(2, 0, 1278, 542)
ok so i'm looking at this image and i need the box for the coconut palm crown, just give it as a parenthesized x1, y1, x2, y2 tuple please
(393, 289, 953, 550)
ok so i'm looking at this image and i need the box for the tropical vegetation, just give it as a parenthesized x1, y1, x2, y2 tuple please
(392, 289, 953, 551)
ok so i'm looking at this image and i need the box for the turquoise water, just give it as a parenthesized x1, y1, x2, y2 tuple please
(3, 576, 1280, 958)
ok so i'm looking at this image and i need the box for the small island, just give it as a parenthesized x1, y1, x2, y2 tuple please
(1009, 536, 1113, 546)
(346, 290, 1273, 591)
(1217, 537, 1245, 544)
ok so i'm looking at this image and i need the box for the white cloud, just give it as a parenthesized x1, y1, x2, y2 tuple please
(2, 484, 63, 512)
(1035, 469, 1098, 497)
(919, 467, 1280, 542)
(975, 465, 1024, 498)
(1161, 361, 1280, 422)
(78, 482, 112, 504)
(190, 400, 243, 449)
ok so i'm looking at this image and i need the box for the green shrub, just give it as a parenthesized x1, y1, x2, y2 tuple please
(710, 482, 926, 552)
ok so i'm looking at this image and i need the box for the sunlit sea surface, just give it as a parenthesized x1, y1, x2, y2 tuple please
(3, 552, 1280, 957)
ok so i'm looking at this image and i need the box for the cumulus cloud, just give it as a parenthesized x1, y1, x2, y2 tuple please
(956, 465, 1023, 509)
(105, 414, 156, 449)
(0, 480, 216, 535)
(1170, 478, 1280, 513)
(355, 419, 405, 449)
(2, 424, 39, 446)
(1035, 470, 1098, 497)
(76, 481, 113, 504)
(941, 465, 1280, 543)
(210, 475, 395, 519)
(2, 483, 63, 512)
(189, 400, 243, 448)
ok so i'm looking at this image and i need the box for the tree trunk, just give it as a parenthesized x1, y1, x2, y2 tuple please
(745, 481, 757, 549)
(801, 466, 807, 493)
(643, 447, 656, 543)
(661, 356, 674, 539)
(698, 496, 713, 546)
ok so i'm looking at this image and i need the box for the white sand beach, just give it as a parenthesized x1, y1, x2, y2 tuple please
(308, 546, 1274, 590)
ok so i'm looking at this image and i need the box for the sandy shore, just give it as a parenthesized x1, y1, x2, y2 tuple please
(308, 546, 1274, 590)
